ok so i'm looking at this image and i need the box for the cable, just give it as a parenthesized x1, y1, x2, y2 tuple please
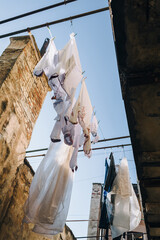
(93, 135, 130, 143)
(0, 7, 109, 39)
(25, 136, 130, 154)
(25, 143, 131, 158)
(0, 0, 77, 25)
(78, 143, 132, 152)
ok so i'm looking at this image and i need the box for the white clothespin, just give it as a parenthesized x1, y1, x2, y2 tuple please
(47, 25, 53, 39)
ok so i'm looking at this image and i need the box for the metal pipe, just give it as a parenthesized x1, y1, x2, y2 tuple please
(0, 0, 77, 25)
(0, 7, 109, 39)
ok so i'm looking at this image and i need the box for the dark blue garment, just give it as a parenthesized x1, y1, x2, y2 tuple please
(104, 152, 116, 192)
(99, 201, 109, 229)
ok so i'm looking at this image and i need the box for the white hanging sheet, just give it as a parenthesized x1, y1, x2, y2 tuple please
(23, 140, 74, 235)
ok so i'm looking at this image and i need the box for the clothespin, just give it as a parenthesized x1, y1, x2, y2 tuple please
(122, 145, 126, 158)
(46, 24, 53, 39)
(70, 18, 77, 37)
(70, 18, 73, 27)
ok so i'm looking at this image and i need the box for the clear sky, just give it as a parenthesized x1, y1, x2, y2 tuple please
(0, 0, 137, 238)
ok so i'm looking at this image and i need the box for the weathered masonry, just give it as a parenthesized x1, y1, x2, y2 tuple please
(109, 1, 160, 239)
(0, 36, 75, 240)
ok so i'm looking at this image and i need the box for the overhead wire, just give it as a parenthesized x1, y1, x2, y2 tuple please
(0, 0, 77, 25)
(0, 7, 109, 39)
(25, 143, 131, 158)
(25, 136, 130, 154)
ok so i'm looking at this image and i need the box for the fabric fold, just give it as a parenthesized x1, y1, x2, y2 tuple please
(70, 80, 93, 157)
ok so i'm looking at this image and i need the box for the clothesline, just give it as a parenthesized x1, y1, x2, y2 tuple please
(0, 7, 109, 39)
(0, 0, 77, 25)
(66, 220, 98, 222)
(25, 136, 130, 154)
(25, 143, 131, 159)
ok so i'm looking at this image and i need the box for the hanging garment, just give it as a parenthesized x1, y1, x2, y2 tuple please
(104, 153, 116, 192)
(23, 140, 74, 235)
(69, 123, 82, 171)
(91, 115, 99, 143)
(57, 33, 83, 99)
(99, 201, 109, 229)
(104, 159, 109, 188)
(111, 157, 132, 197)
(108, 158, 141, 238)
(33, 38, 58, 78)
(48, 75, 67, 100)
(70, 80, 93, 157)
(33, 33, 82, 102)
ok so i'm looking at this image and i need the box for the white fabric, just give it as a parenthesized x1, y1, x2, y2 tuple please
(57, 33, 83, 98)
(48, 76, 67, 100)
(112, 158, 132, 197)
(33, 34, 82, 101)
(50, 120, 61, 141)
(91, 115, 99, 143)
(33, 38, 58, 79)
(108, 158, 141, 238)
(23, 140, 74, 235)
(69, 123, 82, 170)
(70, 80, 93, 156)
(91, 115, 98, 137)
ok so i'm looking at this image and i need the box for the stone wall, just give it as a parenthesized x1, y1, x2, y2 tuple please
(0, 162, 76, 240)
(0, 36, 49, 228)
(0, 36, 76, 239)
(87, 183, 102, 240)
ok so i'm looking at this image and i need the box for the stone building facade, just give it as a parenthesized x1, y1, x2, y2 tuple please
(0, 36, 75, 240)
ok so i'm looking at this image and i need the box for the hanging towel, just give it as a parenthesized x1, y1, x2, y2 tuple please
(23, 140, 74, 235)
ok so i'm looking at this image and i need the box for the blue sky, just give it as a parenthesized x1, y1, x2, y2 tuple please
(0, 0, 137, 238)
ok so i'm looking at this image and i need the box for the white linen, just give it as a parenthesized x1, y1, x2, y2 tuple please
(23, 140, 74, 235)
